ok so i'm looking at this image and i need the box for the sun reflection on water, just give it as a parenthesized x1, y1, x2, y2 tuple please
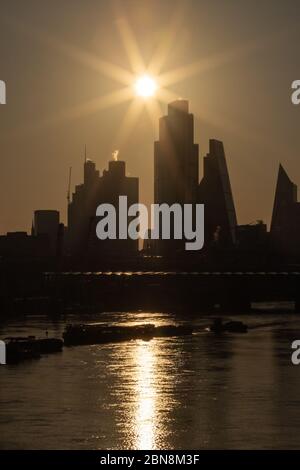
(133, 340, 158, 450)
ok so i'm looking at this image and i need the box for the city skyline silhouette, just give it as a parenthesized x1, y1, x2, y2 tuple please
(2, 1, 300, 456)
(1, 0, 300, 235)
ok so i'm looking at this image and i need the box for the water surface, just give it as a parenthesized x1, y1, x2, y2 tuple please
(1, 311, 300, 449)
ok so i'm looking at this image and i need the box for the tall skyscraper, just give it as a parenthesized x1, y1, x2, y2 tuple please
(154, 100, 199, 205)
(154, 100, 199, 254)
(198, 139, 237, 246)
(270, 164, 300, 256)
(271, 164, 297, 232)
(67, 158, 100, 253)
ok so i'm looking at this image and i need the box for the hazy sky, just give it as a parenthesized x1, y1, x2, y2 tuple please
(0, 0, 300, 233)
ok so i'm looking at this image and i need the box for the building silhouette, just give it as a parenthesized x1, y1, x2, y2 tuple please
(67, 156, 138, 257)
(236, 221, 267, 251)
(33, 210, 60, 255)
(0, 231, 50, 258)
(270, 164, 300, 257)
(67, 158, 100, 254)
(154, 100, 199, 205)
(153, 101, 237, 253)
(154, 100, 199, 254)
(271, 164, 297, 231)
(198, 139, 237, 246)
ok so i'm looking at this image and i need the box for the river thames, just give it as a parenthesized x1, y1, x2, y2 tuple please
(1, 310, 300, 449)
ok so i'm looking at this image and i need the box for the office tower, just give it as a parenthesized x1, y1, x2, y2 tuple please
(198, 139, 237, 246)
(271, 164, 297, 232)
(90, 159, 139, 255)
(67, 156, 138, 257)
(67, 158, 100, 253)
(101, 160, 138, 215)
(154, 100, 199, 254)
(270, 164, 300, 256)
(154, 100, 199, 205)
(33, 210, 60, 255)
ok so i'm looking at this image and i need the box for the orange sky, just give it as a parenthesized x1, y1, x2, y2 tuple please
(0, 0, 300, 233)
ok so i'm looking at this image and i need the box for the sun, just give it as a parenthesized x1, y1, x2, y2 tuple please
(134, 75, 158, 99)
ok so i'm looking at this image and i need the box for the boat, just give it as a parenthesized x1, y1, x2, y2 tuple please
(4, 336, 63, 363)
(209, 318, 248, 334)
(5, 338, 41, 364)
(63, 323, 194, 346)
(63, 323, 156, 346)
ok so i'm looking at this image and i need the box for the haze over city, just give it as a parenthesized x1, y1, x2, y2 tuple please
(1, 0, 300, 234)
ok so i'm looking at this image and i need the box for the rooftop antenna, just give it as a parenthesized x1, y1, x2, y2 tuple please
(84, 144, 87, 163)
(67, 166, 72, 205)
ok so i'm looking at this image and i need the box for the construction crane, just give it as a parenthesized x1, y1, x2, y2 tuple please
(67, 166, 72, 205)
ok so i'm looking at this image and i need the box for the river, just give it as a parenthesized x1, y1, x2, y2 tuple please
(1, 309, 300, 449)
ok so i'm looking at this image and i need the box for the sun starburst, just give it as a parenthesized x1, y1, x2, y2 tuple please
(3, 6, 283, 146)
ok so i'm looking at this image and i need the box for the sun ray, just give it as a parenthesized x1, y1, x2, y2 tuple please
(148, 3, 184, 75)
(3, 14, 134, 86)
(115, 16, 145, 74)
(4, 87, 133, 139)
(159, 28, 294, 88)
(156, 87, 179, 105)
(3, 5, 293, 151)
(115, 99, 144, 148)
(144, 98, 164, 132)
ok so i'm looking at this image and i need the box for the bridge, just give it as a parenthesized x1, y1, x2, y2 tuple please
(44, 271, 300, 312)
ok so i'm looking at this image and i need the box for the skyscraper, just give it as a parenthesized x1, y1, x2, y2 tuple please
(67, 158, 100, 253)
(90, 159, 139, 256)
(198, 139, 237, 246)
(154, 100, 199, 205)
(67, 156, 138, 257)
(154, 100, 199, 254)
(271, 164, 297, 232)
(270, 164, 300, 257)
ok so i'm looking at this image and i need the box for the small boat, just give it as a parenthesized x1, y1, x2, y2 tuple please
(4, 336, 63, 362)
(5, 338, 41, 364)
(209, 318, 248, 334)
